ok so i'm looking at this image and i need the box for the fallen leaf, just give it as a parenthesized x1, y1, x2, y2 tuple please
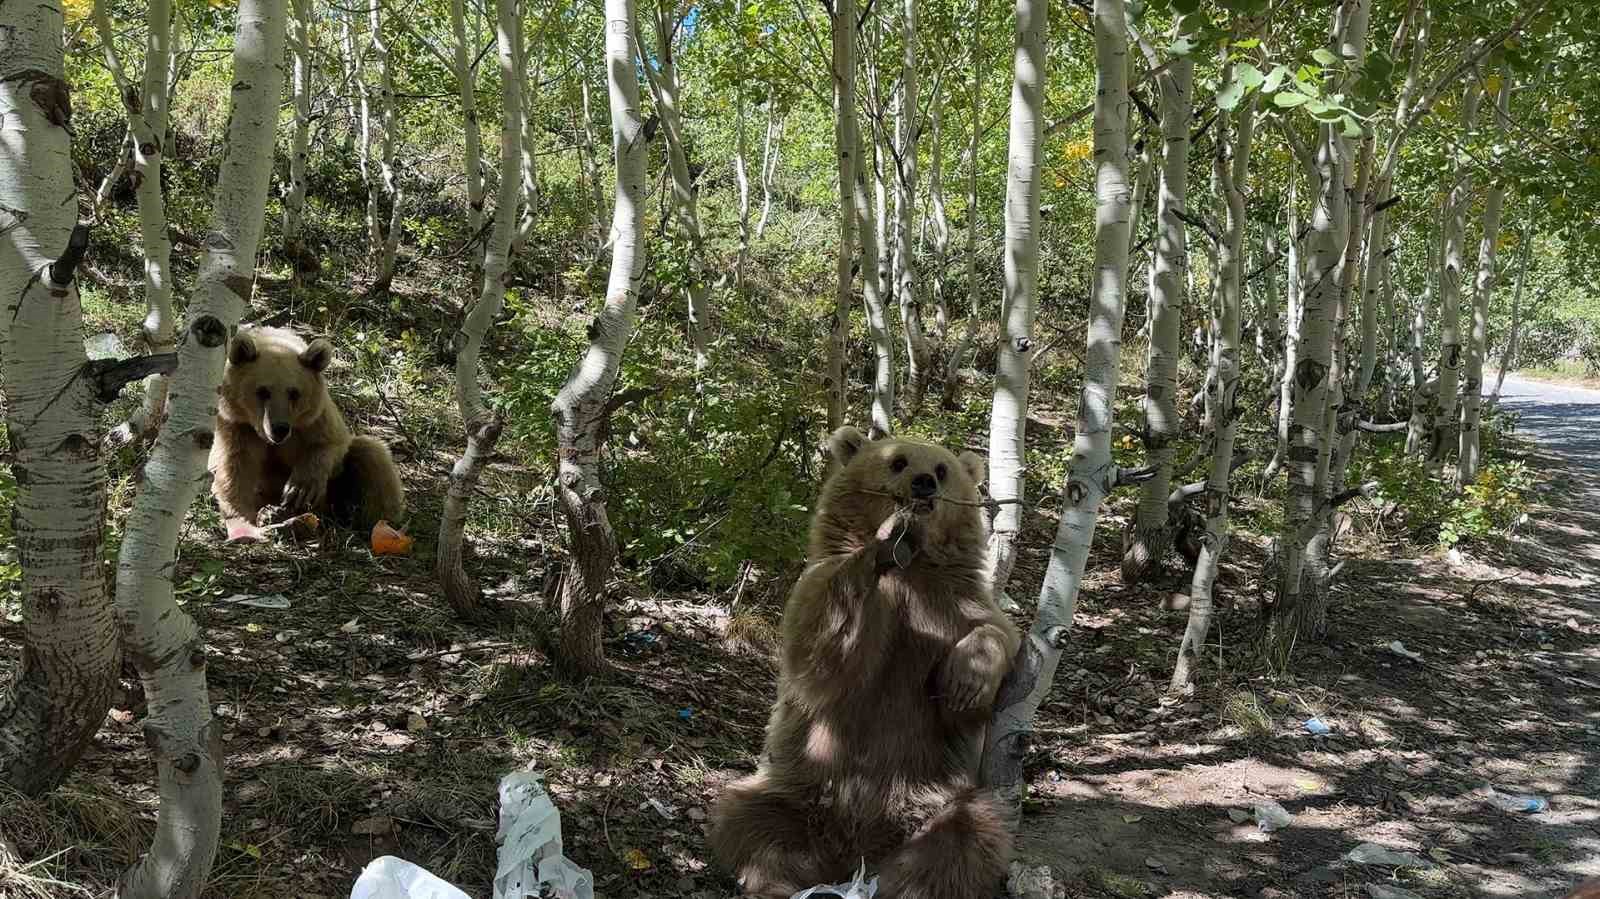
(623, 847, 652, 871)
(406, 712, 428, 732)
(351, 815, 394, 836)
(340, 618, 360, 634)
(371, 520, 414, 556)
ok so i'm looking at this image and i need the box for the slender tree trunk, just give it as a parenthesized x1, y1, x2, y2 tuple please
(985, 0, 1132, 825)
(1263, 177, 1301, 483)
(856, 95, 894, 439)
(894, 0, 931, 416)
(114, 2, 287, 895)
(438, 0, 522, 620)
(369, 0, 403, 293)
(927, 81, 951, 346)
(451, 0, 486, 237)
(1322, 134, 1372, 500)
(549, 0, 649, 679)
(734, 0, 751, 290)
(514, 51, 541, 255)
(96, 0, 176, 446)
(825, 0, 858, 435)
(93, 126, 132, 216)
(984, 0, 1045, 609)
(755, 108, 782, 238)
(0, 5, 120, 795)
(941, 6, 983, 411)
(574, 66, 608, 253)
(1487, 231, 1531, 409)
(283, 0, 314, 283)
(1172, 66, 1254, 690)
(641, 3, 712, 372)
(1405, 237, 1434, 454)
(1122, 44, 1192, 585)
(1428, 81, 1481, 472)
(1457, 71, 1510, 487)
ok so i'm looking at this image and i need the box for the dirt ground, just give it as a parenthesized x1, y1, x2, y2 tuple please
(4, 413, 1598, 898)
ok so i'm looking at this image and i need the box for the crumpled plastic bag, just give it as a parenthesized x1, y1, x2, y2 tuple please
(494, 771, 594, 899)
(349, 856, 470, 899)
(791, 862, 878, 898)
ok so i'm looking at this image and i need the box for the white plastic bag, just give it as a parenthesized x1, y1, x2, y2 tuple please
(349, 856, 471, 899)
(790, 862, 878, 898)
(494, 771, 594, 899)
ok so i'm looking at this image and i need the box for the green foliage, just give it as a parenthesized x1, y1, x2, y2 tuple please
(1358, 415, 1534, 549)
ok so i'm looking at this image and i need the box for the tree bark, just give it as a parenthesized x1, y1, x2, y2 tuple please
(1428, 80, 1481, 472)
(438, 0, 523, 620)
(574, 65, 609, 255)
(96, 0, 176, 446)
(549, 0, 649, 679)
(942, 10, 983, 412)
(734, 0, 751, 291)
(755, 107, 783, 239)
(113, 2, 287, 895)
(1123, 39, 1192, 585)
(927, 79, 951, 345)
(1172, 61, 1253, 690)
(893, 0, 930, 416)
(984, 0, 1046, 610)
(1487, 230, 1531, 410)
(640, 2, 713, 372)
(825, 0, 858, 435)
(985, 0, 1132, 826)
(283, 0, 314, 280)
(451, 0, 486, 237)
(855, 89, 894, 439)
(1457, 70, 1510, 487)
(369, 0, 403, 294)
(0, 7, 120, 796)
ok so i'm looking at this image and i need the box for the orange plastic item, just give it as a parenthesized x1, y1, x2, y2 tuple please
(371, 520, 414, 555)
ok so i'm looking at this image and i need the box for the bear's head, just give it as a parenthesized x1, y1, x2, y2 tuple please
(814, 425, 987, 561)
(219, 328, 333, 445)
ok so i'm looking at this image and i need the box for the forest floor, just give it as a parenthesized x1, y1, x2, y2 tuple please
(3, 279, 1598, 899)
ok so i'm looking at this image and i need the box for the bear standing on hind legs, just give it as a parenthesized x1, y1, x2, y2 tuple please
(709, 426, 1021, 899)
(209, 326, 405, 543)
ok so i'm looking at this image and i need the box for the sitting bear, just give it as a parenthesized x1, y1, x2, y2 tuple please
(709, 426, 1020, 899)
(209, 326, 405, 542)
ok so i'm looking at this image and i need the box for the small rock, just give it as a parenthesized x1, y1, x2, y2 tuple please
(1227, 808, 1251, 824)
(406, 712, 428, 732)
(1143, 856, 1167, 874)
(1096, 715, 1115, 726)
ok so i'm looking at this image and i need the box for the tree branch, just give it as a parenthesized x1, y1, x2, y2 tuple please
(86, 353, 179, 403)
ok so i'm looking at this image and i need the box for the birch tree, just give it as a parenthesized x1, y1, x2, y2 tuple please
(984, 0, 1045, 609)
(113, 1, 287, 894)
(733, 0, 751, 289)
(283, 0, 314, 280)
(986, 0, 1140, 822)
(755, 107, 783, 239)
(1428, 81, 1481, 471)
(824, 0, 859, 434)
(1123, 29, 1193, 585)
(893, 0, 932, 414)
(1487, 228, 1531, 409)
(95, 0, 176, 445)
(549, 0, 650, 678)
(1172, 54, 1255, 690)
(451, 0, 486, 237)
(438, 0, 523, 620)
(640, 0, 712, 372)
(941, 10, 983, 411)
(1457, 70, 1511, 487)
(367, 0, 403, 294)
(0, 3, 125, 796)
(855, 91, 895, 439)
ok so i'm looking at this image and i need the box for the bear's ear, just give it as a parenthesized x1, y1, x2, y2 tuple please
(827, 425, 868, 467)
(299, 338, 334, 373)
(957, 450, 986, 487)
(228, 334, 258, 366)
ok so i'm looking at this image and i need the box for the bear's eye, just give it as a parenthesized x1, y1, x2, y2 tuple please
(256, 387, 271, 402)
(287, 388, 301, 404)
(935, 464, 948, 482)
(890, 456, 909, 473)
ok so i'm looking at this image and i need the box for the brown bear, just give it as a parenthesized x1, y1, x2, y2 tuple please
(709, 426, 1020, 899)
(209, 326, 405, 542)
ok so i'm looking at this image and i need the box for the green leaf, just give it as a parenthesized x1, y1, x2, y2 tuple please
(1170, 0, 1200, 13)
(1341, 115, 1363, 137)
(1274, 91, 1311, 108)
(1236, 62, 1265, 90)
(1232, 37, 1260, 49)
(1311, 47, 1338, 66)
(1217, 78, 1245, 110)
(1168, 35, 1197, 55)
(1262, 65, 1290, 94)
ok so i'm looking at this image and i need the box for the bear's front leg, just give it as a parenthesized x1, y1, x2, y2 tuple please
(938, 623, 1013, 713)
(279, 450, 337, 516)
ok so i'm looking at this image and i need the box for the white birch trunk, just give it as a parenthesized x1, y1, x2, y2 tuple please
(549, 0, 649, 678)
(113, 2, 287, 895)
(1172, 67, 1253, 690)
(1487, 231, 1531, 409)
(283, 0, 313, 277)
(734, 0, 751, 290)
(1428, 80, 1480, 471)
(985, 0, 1132, 822)
(640, 4, 712, 372)
(515, 51, 541, 254)
(1263, 177, 1301, 483)
(370, 0, 403, 292)
(452, 0, 486, 236)
(927, 82, 951, 344)
(438, 0, 523, 618)
(894, 0, 931, 415)
(1123, 43, 1192, 584)
(96, 0, 176, 446)
(1405, 230, 1435, 454)
(755, 108, 782, 239)
(856, 98, 895, 439)
(0, 3, 120, 795)
(941, 0, 983, 411)
(93, 126, 131, 216)
(825, 0, 859, 434)
(574, 66, 608, 253)
(1456, 71, 1510, 487)
(984, 0, 1045, 606)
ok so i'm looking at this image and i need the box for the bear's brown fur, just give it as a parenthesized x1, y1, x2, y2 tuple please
(209, 326, 404, 542)
(709, 426, 1020, 899)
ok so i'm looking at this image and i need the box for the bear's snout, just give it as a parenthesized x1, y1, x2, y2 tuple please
(268, 422, 292, 444)
(910, 473, 938, 498)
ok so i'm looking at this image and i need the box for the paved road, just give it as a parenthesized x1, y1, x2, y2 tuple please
(1494, 374, 1600, 474)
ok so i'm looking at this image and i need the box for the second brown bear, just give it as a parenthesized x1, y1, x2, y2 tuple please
(209, 326, 404, 542)
(709, 426, 1020, 899)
